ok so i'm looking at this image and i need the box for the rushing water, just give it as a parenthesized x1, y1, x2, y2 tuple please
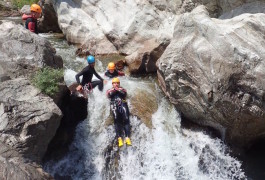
(41, 33, 247, 180)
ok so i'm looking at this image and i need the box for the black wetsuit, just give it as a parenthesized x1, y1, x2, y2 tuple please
(25, 18, 38, 34)
(22, 14, 38, 34)
(107, 87, 130, 137)
(105, 70, 125, 78)
(75, 65, 103, 91)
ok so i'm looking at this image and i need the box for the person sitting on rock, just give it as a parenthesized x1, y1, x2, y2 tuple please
(75, 55, 104, 95)
(106, 77, 132, 147)
(105, 62, 125, 78)
(22, 4, 42, 34)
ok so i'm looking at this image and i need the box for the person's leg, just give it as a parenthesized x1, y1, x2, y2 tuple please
(115, 122, 124, 147)
(90, 80, 103, 91)
(122, 103, 131, 138)
(112, 106, 124, 147)
(114, 123, 123, 138)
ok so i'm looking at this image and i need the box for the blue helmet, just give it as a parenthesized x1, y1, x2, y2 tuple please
(87, 55, 95, 64)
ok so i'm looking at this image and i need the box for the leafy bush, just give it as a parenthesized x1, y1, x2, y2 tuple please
(32, 67, 64, 96)
(12, 0, 39, 9)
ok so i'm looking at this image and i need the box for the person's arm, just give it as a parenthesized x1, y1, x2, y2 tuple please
(26, 18, 36, 32)
(106, 88, 117, 98)
(118, 70, 125, 76)
(117, 87, 127, 98)
(105, 71, 111, 78)
(75, 67, 87, 84)
(75, 69, 85, 91)
(93, 69, 103, 81)
(75, 72, 82, 85)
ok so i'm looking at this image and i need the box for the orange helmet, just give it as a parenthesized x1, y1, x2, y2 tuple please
(108, 62, 115, 70)
(30, 4, 42, 13)
(112, 77, 120, 84)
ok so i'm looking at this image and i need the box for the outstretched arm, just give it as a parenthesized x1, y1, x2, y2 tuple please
(94, 70, 103, 81)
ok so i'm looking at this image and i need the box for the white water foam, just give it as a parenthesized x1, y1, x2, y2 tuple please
(45, 77, 246, 180)
(43, 35, 246, 180)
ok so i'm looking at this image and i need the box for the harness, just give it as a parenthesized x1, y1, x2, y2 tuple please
(83, 83, 93, 97)
(112, 97, 127, 114)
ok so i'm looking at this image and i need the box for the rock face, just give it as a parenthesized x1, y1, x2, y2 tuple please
(52, 0, 265, 73)
(130, 85, 158, 128)
(0, 20, 64, 178)
(53, 0, 177, 73)
(0, 141, 53, 179)
(0, 78, 62, 161)
(44, 87, 88, 162)
(157, 5, 265, 148)
(38, 0, 62, 33)
(220, 1, 265, 19)
(0, 21, 63, 79)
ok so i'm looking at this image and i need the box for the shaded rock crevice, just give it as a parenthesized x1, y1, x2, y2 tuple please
(43, 91, 88, 162)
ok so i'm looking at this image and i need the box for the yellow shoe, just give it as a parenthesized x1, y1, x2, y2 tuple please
(118, 137, 123, 147)
(125, 137, 132, 146)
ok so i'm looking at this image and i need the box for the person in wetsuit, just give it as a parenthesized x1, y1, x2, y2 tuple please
(105, 62, 125, 78)
(22, 4, 42, 34)
(75, 55, 104, 94)
(106, 77, 132, 147)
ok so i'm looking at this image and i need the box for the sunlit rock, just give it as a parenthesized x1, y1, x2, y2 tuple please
(0, 20, 65, 179)
(157, 5, 265, 148)
(0, 21, 63, 78)
(0, 78, 62, 161)
(53, 0, 177, 72)
(130, 85, 158, 128)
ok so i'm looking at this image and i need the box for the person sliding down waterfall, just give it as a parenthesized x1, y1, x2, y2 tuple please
(75, 55, 105, 97)
(106, 77, 132, 147)
(105, 62, 125, 78)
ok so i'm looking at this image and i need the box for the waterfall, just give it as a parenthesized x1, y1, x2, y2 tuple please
(42, 34, 246, 180)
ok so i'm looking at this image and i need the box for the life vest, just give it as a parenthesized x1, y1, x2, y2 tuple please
(105, 70, 119, 78)
(22, 14, 38, 34)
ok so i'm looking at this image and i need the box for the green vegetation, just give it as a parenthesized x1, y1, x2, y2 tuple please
(32, 67, 64, 96)
(12, 0, 39, 9)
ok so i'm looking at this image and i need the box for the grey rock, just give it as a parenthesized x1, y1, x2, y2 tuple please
(157, 5, 265, 147)
(0, 142, 53, 180)
(20, 5, 30, 15)
(0, 78, 62, 162)
(220, 1, 265, 19)
(0, 21, 63, 79)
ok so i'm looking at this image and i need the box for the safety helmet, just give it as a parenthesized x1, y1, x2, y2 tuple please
(112, 77, 120, 84)
(87, 55, 95, 64)
(30, 4, 42, 13)
(108, 62, 115, 70)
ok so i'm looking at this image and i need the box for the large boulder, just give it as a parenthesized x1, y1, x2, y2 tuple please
(220, 1, 265, 19)
(53, 0, 177, 73)
(52, 0, 265, 74)
(157, 6, 265, 148)
(38, 0, 62, 33)
(217, 0, 264, 15)
(0, 20, 65, 179)
(0, 142, 53, 179)
(0, 78, 62, 162)
(0, 21, 63, 79)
